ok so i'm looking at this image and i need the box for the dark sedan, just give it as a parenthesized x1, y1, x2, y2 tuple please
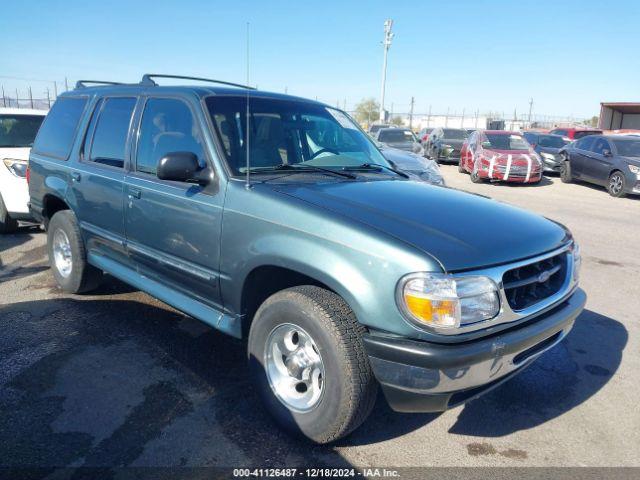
(375, 127, 424, 155)
(559, 134, 640, 197)
(425, 127, 468, 163)
(523, 132, 568, 173)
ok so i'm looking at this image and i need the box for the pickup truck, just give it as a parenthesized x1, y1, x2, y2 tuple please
(28, 75, 586, 443)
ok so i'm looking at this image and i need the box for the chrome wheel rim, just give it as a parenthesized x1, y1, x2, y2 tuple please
(609, 174, 623, 194)
(53, 229, 73, 278)
(264, 323, 325, 412)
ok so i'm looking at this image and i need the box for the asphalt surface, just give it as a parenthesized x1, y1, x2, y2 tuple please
(1, 166, 638, 473)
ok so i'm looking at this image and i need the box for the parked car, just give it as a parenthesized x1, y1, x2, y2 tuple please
(425, 127, 468, 163)
(523, 131, 569, 173)
(559, 134, 640, 197)
(368, 123, 391, 135)
(378, 145, 444, 186)
(29, 75, 585, 443)
(459, 130, 543, 184)
(0, 108, 47, 233)
(374, 127, 423, 155)
(548, 127, 602, 142)
(417, 127, 434, 144)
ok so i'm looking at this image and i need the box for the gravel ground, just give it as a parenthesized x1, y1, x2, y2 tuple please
(0, 166, 638, 473)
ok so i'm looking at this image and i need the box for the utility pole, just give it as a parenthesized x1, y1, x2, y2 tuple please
(65, 77, 69, 91)
(1, 86, 5, 107)
(29, 86, 33, 108)
(15, 88, 19, 109)
(427, 105, 432, 127)
(461, 108, 465, 128)
(445, 107, 450, 127)
(409, 96, 415, 129)
(46, 88, 51, 108)
(379, 19, 394, 122)
(528, 97, 533, 125)
(53, 81, 58, 99)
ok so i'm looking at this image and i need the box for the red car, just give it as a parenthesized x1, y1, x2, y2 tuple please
(459, 130, 543, 184)
(548, 127, 602, 141)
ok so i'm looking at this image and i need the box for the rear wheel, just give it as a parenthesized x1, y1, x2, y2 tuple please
(0, 195, 19, 234)
(248, 286, 378, 444)
(47, 210, 102, 293)
(560, 156, 573, 183)
(607, 171, 627, 198)
(470, 170, 483, 183)
(458, 157, 466, 173)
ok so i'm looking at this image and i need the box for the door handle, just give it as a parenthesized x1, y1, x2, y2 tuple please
(128, 188, 142, 199)
(71, 172, 81, 182)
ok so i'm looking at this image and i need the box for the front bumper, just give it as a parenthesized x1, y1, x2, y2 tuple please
(363, 288, 586, 412)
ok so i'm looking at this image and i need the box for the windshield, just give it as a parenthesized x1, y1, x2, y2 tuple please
(538, 135, 567, 148)
(443, 129, 467, 140)
(378, 129, 416, 143)
(483, 133, 530, 151)
(573, 130, 601, 139)
(611, 138, 640, 157)
(206, 96, 388, 175)
(0, 114, 45, 148)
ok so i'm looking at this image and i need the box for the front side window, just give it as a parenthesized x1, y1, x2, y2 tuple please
(87, 97, 136, 168)
(0, 114, 45, 148)
(206, 96, 388, 175)
(611, 138, 640, 157)
(590, 138, 610, 155)
(576, 136, 596, 151)
(32, 97, 88, 159)
(136, 98, 205, 175)
(377, 129, 415, 143)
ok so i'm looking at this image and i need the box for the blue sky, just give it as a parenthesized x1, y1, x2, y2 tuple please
(2, 0, 638, 118)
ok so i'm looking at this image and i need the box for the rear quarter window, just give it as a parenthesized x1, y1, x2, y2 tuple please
(32, 97, 88, 159)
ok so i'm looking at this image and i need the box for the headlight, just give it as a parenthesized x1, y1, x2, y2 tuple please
(628, 164, 640, 176)
(2, 158, 28, 177)
(571, 242, 581, 283)
(541, 152, 556, 160)
(397, 273, 500, 332)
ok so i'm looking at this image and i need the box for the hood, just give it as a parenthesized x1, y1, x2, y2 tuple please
(0, 147, 31, 161)
(380, 148, 444, 186)
(270, 181, 569, 271)
(383, 141, 418, 152)
(618, 156, 640, 167)
(538, 146, 561, 155)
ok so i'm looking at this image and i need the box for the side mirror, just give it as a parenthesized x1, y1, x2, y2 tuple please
(602, 149, 612, 157)
(157, 152, 211, 185)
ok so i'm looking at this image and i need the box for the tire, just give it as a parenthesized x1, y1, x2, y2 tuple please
(0, 195, 19, 234)
(47, 210, 102, 293)
(560, 157, 573, 183)
(470, 170, 483, 183)
(248, 286, 378, 444)
(458, 158, 466, 173)
(607, 171, 627, 198)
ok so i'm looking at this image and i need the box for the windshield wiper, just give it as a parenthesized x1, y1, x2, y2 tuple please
(250, 164, 357, 179)
(342, 163, 409, 178)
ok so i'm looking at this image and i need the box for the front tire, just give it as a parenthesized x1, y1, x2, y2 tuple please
(607, 171, 627, 198)
(560, 157, 573, 183)
(248, 286, 378, 444)
(0, 195, 18, 234)
(470, 170, 483, 183)
(47, 210, 102, 293)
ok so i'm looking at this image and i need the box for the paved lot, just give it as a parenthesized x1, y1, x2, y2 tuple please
(1, 167, 639, 472)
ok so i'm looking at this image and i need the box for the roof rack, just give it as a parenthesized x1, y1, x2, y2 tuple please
(140, 74, 255, 90)
(75, 80, 125, 89)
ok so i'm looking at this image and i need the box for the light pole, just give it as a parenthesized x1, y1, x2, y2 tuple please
(379, 19, 394, 123)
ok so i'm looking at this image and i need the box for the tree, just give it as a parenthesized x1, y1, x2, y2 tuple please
(587, 116, 599, 127)
(390, 116, 404, 126)
(354, 98, 380, 126)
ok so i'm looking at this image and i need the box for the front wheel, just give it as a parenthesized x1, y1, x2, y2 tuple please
(470, 170, 483, 183)
(47, 210, 103, 293)
(560, 157, 573, 183)
(248, 286, 378, 444)
(0, 195, 18, 234)
(607, 171, 627, 198)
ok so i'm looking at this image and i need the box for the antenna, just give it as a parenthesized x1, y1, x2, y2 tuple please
(245, 22, 251, 189)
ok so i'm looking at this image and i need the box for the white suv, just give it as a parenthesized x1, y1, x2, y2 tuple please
(0, 108, 47, 233)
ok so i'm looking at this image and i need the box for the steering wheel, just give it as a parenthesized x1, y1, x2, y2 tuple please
(310, 148, 340, 159)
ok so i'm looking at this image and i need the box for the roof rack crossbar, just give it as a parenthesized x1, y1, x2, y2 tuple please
(140, 74, 255, 90)
(75, 80, 125, 89)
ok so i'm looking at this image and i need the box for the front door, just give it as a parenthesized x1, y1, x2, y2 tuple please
(124, 96, 224, 309)
(582, 137, 613, 185)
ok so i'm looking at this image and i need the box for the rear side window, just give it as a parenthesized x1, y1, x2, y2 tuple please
(87, 97, 136, 168)
(32, 97, 88, 159)
(136, 98, 205, 175)
(574, 130, 601, 140)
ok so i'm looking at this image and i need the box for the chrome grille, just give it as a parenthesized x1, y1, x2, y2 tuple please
(502, 252, 568, 311)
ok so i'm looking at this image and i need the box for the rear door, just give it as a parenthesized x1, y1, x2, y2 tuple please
(123, 95, 224, 309)
(73, 96, 137, 264)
